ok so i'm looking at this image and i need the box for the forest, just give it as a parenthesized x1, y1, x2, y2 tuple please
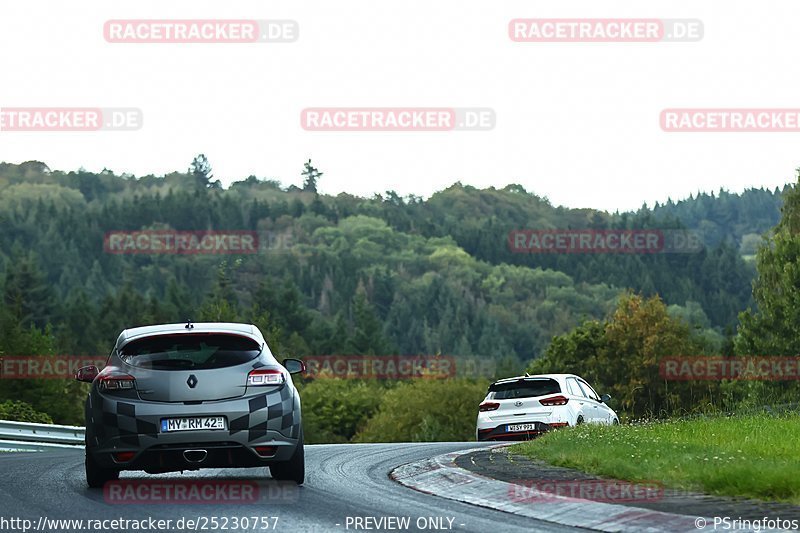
(0, 157, 791, 440)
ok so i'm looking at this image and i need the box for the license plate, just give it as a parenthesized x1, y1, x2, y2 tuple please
(507, 423, 538, 432)
(160, 416, 226, 432)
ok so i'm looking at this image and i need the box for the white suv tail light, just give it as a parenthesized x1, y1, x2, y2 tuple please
(540, 395, 569, 406)
(478, 402, 500, 412)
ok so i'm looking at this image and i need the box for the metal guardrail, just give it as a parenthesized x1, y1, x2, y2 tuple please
(0, 419, 85, 452)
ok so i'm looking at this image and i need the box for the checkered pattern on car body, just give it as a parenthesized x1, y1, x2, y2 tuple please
(89, 395, 158, 446)
(229, 382, 301, 441)
(87, 384, 300, 450)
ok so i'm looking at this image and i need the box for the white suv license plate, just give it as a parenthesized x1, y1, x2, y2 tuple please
(507, 423, 538, 432)
(161, 416, 226, 433)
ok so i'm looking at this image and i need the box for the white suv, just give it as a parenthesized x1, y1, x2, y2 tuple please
(476, 373, 618, 441)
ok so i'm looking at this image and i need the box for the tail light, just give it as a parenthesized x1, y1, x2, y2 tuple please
(479, 402, 500, 412)
(540, 395, 569, 406)
(254, 445, 277, 457)
(98, 372, 136, 391)
(548, 422, 569, 428)
(247, 369, 285, 387)
(114, 451, 136, 462)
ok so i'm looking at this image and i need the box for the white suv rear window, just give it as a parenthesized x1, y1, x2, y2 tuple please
(490, 378, 561, 399)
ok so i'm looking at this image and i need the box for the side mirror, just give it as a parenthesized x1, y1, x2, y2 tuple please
(76, 365, 99, 383)
(283, 358, 306, 375)
(600, 393, 612, 403)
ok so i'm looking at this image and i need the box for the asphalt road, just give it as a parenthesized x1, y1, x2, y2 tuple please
(0, 443, 575, 533)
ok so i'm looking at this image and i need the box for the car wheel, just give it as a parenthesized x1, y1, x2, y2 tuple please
(85, 451, 119, 488)
(612, 418, 620, 425)
(576, 416, 584, 426)
(270, 428, 305, 485)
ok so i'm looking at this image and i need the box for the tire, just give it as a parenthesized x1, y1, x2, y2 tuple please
(269, 428, 305, 485)
(85, 451, 119, 488)
(576, 416, 584, 426)
(612, 418, 620, 425)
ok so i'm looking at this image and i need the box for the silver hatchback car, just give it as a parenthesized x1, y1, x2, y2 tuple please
(76, 322, 305, 487)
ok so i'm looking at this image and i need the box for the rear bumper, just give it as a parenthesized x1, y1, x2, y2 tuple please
(85, 384, 301, 471)
(90, 437, 298, 472)
(477, 421, 564, 441)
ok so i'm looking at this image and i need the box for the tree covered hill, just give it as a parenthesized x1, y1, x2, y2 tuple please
(649, 187, 788, 253)
(0, 159, 785, 368)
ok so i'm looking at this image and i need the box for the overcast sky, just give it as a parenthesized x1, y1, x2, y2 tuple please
(1, 1, 799, 212)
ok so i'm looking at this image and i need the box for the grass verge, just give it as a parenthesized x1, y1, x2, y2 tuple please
(511, 413, 800, 504)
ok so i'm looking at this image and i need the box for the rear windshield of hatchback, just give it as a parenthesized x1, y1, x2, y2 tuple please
(119, 334, 262, 370)
(489, 378, 561, 399)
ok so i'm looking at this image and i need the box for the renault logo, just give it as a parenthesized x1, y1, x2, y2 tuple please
(187, 375, 198, 388)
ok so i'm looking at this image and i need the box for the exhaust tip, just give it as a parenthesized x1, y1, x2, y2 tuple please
(183, 449, 208, 463)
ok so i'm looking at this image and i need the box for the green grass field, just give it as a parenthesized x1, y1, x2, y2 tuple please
(512, 414, 800, 503)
